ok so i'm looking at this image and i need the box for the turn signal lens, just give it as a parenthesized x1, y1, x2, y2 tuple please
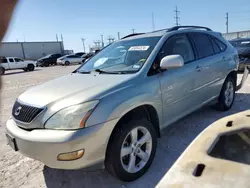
(57, 149, 84, 161)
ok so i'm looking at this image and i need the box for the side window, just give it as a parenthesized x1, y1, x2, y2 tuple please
(9, 58, 14, 63)
(158, 34, 194, 64)
(189, 33, 214, 59)
(1, 57, 8, 63)
(208, 36, 221, 54)
(14, 58, 23, 62)
(214, 38, 227, 52)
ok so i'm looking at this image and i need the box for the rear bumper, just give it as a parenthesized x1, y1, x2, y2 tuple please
(5, 118, 118, 170)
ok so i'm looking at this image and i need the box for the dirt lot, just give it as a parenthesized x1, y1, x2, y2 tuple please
(0, 66, 250, 188)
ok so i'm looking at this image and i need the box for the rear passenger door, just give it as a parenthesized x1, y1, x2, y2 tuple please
(188, 32, 228, 101)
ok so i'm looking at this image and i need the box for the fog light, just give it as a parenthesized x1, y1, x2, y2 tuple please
(57, 149, 84, 161)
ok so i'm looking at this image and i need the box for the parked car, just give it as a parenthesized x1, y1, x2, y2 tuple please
(0, 57, 36, 75)
(74, 52, 86, 57)
(36, 53, 61, 67)
(57, 54, 83, 65)
(229, 38, 250, 71)
(6, 26, 244, 181)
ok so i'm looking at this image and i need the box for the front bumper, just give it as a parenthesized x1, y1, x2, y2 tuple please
(5, 118, 118, 170)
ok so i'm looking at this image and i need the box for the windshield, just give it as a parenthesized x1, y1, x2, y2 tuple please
(77, 37, 160, 73)
(43, 54, 52, 58)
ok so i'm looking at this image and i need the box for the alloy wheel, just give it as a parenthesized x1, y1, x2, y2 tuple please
(120, 126, 152, 173)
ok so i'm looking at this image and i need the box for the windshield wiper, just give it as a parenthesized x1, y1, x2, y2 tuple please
(94, 69, 119, 74)
(94, 69, 138, 74)
(75, 70, 91, 74)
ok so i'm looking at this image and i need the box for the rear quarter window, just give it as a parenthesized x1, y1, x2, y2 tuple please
(208, 35, 227, 53)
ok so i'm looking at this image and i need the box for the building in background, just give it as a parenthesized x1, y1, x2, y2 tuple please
(0, 41, 66, 59)
(223, 30, 250, 40)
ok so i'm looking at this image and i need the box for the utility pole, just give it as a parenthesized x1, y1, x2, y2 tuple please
(56, 34, 58, 42)
(117, 32, 120, 40)
(107, 36, 115, 44)
(226, 12, 229, 33)
(61, 34, 64, 42)
(152, 12, 155, 31)
(131, 29, 135, 34)
(100, 35, 104, 47)
(174, 6, 180, 26)
(81, 38, 85, 52)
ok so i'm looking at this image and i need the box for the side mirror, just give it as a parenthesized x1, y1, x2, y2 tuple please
(160, 55, 184, 70)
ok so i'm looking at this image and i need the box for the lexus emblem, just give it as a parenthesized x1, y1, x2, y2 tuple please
(14, 106, 22, 116)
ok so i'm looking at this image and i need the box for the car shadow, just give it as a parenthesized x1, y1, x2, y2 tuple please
(43, 93, 250, 188)
(3, 69, 41, 76)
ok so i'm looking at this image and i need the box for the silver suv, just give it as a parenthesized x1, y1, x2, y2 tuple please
(6, 26, 247, 181)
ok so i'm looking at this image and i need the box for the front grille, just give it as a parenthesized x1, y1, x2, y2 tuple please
(12, 101, 43, 123)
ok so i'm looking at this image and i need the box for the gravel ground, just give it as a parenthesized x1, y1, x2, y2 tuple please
(0, 66, 249, 188)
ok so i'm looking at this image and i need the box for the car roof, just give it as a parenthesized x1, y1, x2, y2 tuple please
(6, 57, 21, 59)
(121, 26, 214, 40)
(230, 38, 250, 42)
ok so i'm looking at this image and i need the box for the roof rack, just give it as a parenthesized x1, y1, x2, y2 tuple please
(168, 26, 212, 32)
(121, 33, 145, 39)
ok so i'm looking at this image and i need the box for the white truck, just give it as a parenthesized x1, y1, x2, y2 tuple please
(0, 57, 36, 75)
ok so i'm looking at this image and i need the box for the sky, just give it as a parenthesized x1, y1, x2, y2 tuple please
(3, 0, 250, 52)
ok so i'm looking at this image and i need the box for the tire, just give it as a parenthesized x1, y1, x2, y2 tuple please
(0, 67, 5, 75)
(44, 61, 49, 67)
(65, 61, 70, 66)
(23, 68, 28, 71)
(215, 76, 236, 111)
(27, 64, 35, 71)
(105, 118, 157, 182)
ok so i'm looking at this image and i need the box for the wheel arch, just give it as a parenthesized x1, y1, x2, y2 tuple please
(227, 70, 237, 87)
(105, 104, 160, 165)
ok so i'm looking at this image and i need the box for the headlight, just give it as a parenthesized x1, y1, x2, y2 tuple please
(45, 101, 99, 130)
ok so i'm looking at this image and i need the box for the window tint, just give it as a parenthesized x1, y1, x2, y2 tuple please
(214, 38, 226, 51)
(14, 58, 23, 62)
(1, 57, 8, 63)
(68, 55, 78, 58)
(209, 36, 221, 53)
(189, 33, 214, 59)
(158, 34, 194, 64)
(9, 58, 14, 62)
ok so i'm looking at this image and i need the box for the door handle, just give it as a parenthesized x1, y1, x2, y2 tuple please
(196, 65, 202, 72)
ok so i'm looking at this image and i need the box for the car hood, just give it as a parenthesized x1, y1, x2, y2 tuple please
(18, 73, 135, 108)
(237, 47, 250, 56)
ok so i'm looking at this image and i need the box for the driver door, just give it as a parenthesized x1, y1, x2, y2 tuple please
(156, 34, 200, 128)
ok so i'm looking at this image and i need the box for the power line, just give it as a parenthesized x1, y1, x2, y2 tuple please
(226, 12, 229, 33)
(174, 6, 180, 26)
